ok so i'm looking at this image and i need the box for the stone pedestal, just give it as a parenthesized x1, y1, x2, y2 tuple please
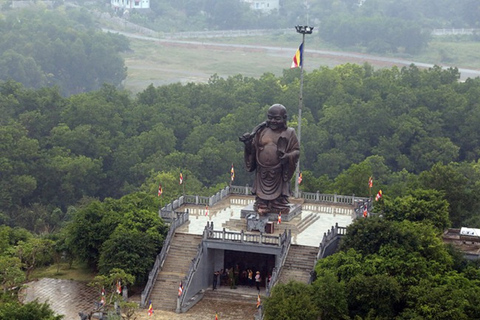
(241, 203, 302, 222)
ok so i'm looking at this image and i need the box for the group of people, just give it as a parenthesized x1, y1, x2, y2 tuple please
(213, 267, 269, 291)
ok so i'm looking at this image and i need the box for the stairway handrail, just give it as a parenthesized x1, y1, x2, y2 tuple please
(177, 239, 205, 312)
(140, 210, 189, 307)
(266, 229, 291, 296)
(160, 186, 370, 219)
(310, 223, 347, 283)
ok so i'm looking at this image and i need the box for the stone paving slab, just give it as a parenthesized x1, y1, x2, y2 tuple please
(21, 278, 100, 320)
(22, 278, 260, 320)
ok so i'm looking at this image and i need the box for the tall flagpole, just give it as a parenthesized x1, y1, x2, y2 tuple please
(294, 25, 313, 198)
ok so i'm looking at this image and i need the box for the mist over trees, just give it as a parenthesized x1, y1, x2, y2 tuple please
(0, 7, 128, 96)
(123, 0, 480, 54)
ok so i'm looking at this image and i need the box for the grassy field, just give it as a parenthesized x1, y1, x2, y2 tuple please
(31, 261, 95, 282)
(120, 32, 480, 95)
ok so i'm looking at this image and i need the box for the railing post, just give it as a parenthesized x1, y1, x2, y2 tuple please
(241, 230, 244, 243)
(316, 190, 320, 201)
(334, 193, 337, 203)
(222, 228, 226, 241)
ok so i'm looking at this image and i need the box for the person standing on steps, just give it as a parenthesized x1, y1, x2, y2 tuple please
(255, 271, 261, 291)
(248, 269, 253, 287)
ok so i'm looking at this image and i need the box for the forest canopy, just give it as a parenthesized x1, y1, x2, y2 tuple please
(2, 63, 480, 232)
(0, 8, 128, 96)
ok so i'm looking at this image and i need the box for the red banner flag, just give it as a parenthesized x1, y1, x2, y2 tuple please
(178, 282, 183, 297)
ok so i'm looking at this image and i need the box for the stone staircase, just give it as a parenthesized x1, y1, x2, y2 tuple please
(278, 244, 318, 284)
(149, 232, 203, 311)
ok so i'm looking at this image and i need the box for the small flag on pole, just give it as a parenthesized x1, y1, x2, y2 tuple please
(277, 212, 281, 224)
(291, 43, 303, 68)
(298, 171, 303, 185)
(100, 287, 106, 306)
(205, 205, 209, 216)
(116, 280, 122, 294)
(179, 171, 183, 185)
(256, 294, 261, 308)
(148, 300, 153, 316)
(215, 313, 218, 320)
(231, 164, 235, 182)
(369, 176, 373, 188)
(363, 204, 368, 218)
(158, 183, 163, 197)
(375, 190, 383, 201)
(178, 282, 183, 297)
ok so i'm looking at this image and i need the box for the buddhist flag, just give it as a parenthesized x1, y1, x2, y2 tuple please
(230, 164, 235, 182)
(178, 282, 183, 297)
(256, 294, 261, 308)
(368, 176, 373, 188)
(116, 280, 122, 294)
(158, 183, 163, 197)
(298, 171, 303, 185)
(363, 204, 368, 218)
(148, 301, 153, 316)
(375, 190, 383, 201)
(291, 43, 303, 68)
(205, 205, 209, 216)
(179, 171, 183, 185)
(100, 287, 106, 305)
(277, 212, 281, 224)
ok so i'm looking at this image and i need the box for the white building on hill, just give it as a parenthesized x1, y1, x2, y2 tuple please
(111, 0, 150, 10)
(243, 0, 279, 13)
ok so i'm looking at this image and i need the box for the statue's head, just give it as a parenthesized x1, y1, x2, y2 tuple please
(267, 104, 287, 131)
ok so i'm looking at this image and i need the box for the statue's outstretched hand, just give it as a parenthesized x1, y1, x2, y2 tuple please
(239, 132, 252, 143)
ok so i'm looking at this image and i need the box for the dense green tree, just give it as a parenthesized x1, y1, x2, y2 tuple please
(0, 8, 128, 96)
(311, 270, 349, 320)
(67, 192, 166, 278)
(0, 256, 25, 293)
(419, 162, 480, 227)
(379, 189, 451, 231)
(263, 281, 319, 320)
(15, 237, 55, 280)
(346, 273, 401, 319)
(0, 300, 63, 320)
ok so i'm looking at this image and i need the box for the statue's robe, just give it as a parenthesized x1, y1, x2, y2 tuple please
(244, 126, 299, 211)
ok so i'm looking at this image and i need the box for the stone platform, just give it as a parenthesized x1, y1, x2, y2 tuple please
(240, 203, 301, 222)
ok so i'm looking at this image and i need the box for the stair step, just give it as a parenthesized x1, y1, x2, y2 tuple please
(147, 232, 202, 311)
